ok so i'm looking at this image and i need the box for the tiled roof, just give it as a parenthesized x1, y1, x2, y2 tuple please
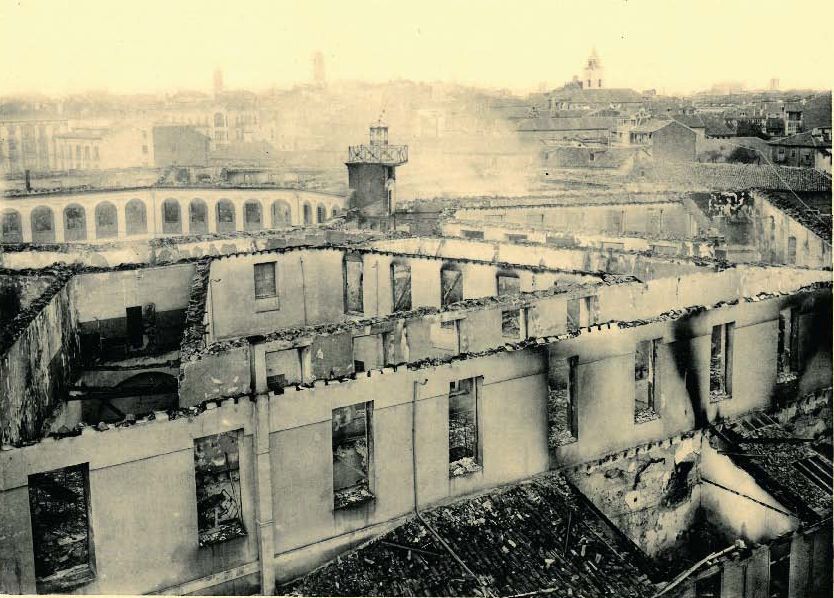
(517, 116, 618, 132)
(714, 414, 833, 525)
(641, 161, 832, 193)
(672, 114, 706, 129)
(768, 131, 832, 149)
(287, 472, 655, 597)
(700, 115, 736, 137)
(630, 119, 680, 134)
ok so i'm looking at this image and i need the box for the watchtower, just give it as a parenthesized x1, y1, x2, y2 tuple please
(345, 121, 408, 229)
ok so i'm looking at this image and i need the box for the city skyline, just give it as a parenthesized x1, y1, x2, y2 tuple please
(1, 0, 832, 97)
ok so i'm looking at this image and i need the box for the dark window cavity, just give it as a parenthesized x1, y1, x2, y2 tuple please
(710, 323, 734, 400)
(344, 253, 364, 314)
(440, 263, 463, 306)
(391, 261, 412, 312)
(332, 402, 374, 509)
(244, 201, 262, 231)
(449, 378, 481, 476)
(635, 339, 661, 421)
(548, 354, 578, 446)
(254, 262, 277, 299)
(777, 307, 800, 382)
(502, 308, 525, 339)
(28, 464, 95, 592)
(497, 272, 520, 296)
(193, 431, 246, 546)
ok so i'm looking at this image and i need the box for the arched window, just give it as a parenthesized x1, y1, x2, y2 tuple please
(189, 199, 208, 234)
(271, 200, 291, 227)
(216, 199, 235, 233)
(1, 209, 22, 243)
(63, 204, 87, 241)
(30, 206, 55, 243)
(303, 202, 312, 225)
(95, 202, 118, 239)
(125, 199, 147, 235)
(331, 206, 341, 219)
(316, 204, 326, 223)
(161, 199, 181, 234)
(244, 200, 262, 232)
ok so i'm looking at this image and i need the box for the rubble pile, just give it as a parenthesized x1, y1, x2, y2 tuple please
(288, 471, 655, 597)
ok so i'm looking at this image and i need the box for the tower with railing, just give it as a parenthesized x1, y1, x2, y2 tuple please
(345, 121, 408, 229)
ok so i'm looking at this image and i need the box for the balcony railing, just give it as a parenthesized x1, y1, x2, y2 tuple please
(347, 144, 408, 165)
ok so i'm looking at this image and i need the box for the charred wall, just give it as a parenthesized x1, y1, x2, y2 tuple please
(0, 276, 80, 446)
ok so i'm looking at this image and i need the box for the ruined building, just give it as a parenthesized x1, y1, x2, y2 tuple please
(0, 133, 831, 597)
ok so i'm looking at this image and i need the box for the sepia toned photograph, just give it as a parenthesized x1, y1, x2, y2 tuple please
(0, 1, 832, 596)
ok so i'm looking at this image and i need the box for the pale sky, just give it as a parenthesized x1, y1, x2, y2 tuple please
(1, 0, 832, 97)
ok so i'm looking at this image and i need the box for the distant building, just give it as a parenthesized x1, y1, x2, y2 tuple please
(312, 51, 326, 86)
(517, 116, 619, 143)
(0, 117, 69, 175)
(54, 126, 152, 171)
(547, 88, 643, 113)
(152, 126, 210, 168)
(614, 119, 697, 162)
(769, 131, 832, 172)
(582, 48, 604, 89)
(213, 67, 224, 96)
(672, 113, 707, 138)
(769, 78, 780, 91)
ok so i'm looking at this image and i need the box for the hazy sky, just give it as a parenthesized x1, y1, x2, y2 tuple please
(1, 0, 832, 97)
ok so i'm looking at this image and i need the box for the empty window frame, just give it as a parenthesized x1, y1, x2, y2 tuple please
(352, 334, 386, 372)
(548, 355, 579, 446)
(391, 261, 412, 312)
(28, 464, 95, 592)
(501, 307, 527, 339)
(440, 262, 464, 306)
(709, 323, 734, 399)
(430, 318, 461, 354)
(253, 262, 277, 299)
(496, 271, 520, 296)
(193, 431, 246, 546)
(567, 295, 596, 330)
(343, 253, 364, 314)
(449, 378, 481, 476)
(265, 348, 303, 392)
(332, 402, 374, 509)
(777, 307, 800, 381)
(635, 339, 661, 421)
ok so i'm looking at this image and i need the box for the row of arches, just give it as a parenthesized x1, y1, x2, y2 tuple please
(0, 198, 342, 243)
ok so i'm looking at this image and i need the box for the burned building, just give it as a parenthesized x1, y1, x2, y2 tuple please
(0, 130, 831, 598)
